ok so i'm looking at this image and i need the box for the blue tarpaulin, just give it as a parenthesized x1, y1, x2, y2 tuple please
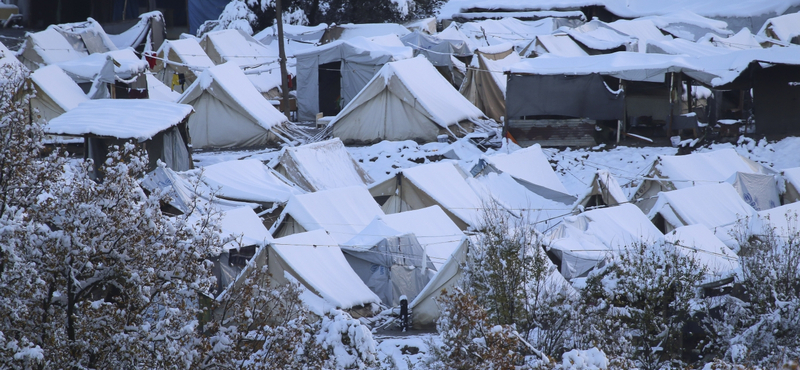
(189, 0, 228, 35)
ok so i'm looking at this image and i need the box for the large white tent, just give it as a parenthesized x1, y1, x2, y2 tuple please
(272, 138, 374, 193)
(152, 38, 215, 94)
(29, 65, 88, 123)
(328, 56, 488, 144)
(177, 62, 300, 149)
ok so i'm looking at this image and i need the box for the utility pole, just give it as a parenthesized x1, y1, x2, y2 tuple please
(276, 0, 291, 121)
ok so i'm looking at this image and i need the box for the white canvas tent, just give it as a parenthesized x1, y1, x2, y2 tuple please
(782, 167, 800, 204)
(381, 205, 467, 270)
(152, 38, 215, 94)
(482, 144, 575, 204)
(664, 224, 740, 283)
(574, 170, 629, 211)
(545, 203, 664, 280)
(29, 65, 88, 123)
(725, 171, 780, 211)
(408, 237, 468, 328)
(272, 138, 374, 193)
(632, 148, 776, 213)
(459, 44, 521, 122)
(319, 23, 411, 44)
(45, 99, 193, 177)
(17, 27, 89, 70)
(751, 201, 800, 245)
(269, 229, 382, 313)
(177, 62, 300, 149)
(647, 183, 757, 247)
(369, 161, 486, 230)
(270, 186, 385, 244)
(341, 218, 436, 306)
(199, 29, 274, 67)
(328, 56, 488, 144)
(211, 206, 274, 294)
(294, 36, 413, 121)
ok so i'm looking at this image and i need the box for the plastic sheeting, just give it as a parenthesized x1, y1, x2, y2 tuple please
(726, 172, 780, 211)
(506, 73, 624, 121)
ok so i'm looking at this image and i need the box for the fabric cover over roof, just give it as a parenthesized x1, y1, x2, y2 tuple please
(272, 186, 386, 244)
(45, 99, 192, 140)
(329, 56, 486, 144)
(273, 138, 374, 193)
(545, 203, 664, 279)
(400, 30, 471, 67)
(381, 205, 467, 270)
(56, 48, 148, 83)
(320, 23, 411, 44)
(294, 36, 413, 121)
(270, 229, 382, 309)
(201, 159, 299, 204)
(177, 62, 291, 149)
(29, 65, 88, 123)
(532, 34, 589, 57)
(18, 27, 89, 70)
(725, 171, 780, 211)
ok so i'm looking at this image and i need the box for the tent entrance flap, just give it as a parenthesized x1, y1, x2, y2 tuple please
(319, 61, 342, 116)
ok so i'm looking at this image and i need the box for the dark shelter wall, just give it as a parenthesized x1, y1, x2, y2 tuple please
(505, 73, 624, 121)
(753, 64, 800, 135)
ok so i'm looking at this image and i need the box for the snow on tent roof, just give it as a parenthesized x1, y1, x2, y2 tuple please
(438, 0, 800, 22)
(381, 206, 467, 270)
(200, 29, 275, 67)
(534, 34, 589, 57)
(145, 73, 181, 102)
(106, 11, 163, 50)
(656, 148, 771, 190)
(708, 28, 767, 50)
(276, 186, 386, 244)
(30, 65, 88, 112)
(201, 159, 299, 204)
(270, 229, 381, 309)
(665, 224, 740, 281)
(402, 161, 485, 228)
(44, 99, 193, 140)
(0, 41, 19, 66)
(22, 27, 89, 67)
(322, 23, 411, 43)
(157, 38, 215, 69)
(758, 11, 800, 43)
(57, 48, 147, 82)
(182, 62, 288, 131)
(253, 23, 327, 44)
(458, 17, 556, 49)
(639, 11, 733, 41)
(294, 35, 413, 60)
(275, 138, 374, 193)
(218, 206, 274, 249)
(467, 172, 573, 232)
(485, 144, 570, 194)
(558, 20, 635, 51)
(341, 217, 405, 249)
(647, 183, 757, 231)
(752, 202, 800, 244)
(437, 23, 479, 51)
(646, 37, 735, 57)
(607, 19, 673, 52)
(331, 56, 485, 131)
(53, 18, 118, 53)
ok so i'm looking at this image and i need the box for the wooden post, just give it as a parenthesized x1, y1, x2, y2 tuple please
(276, 0, 291, 121)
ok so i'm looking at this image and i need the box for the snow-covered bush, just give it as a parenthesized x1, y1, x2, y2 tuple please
(422, 287, 524, 369)
(466, 204, 577, 356)
(316, 308, 378, 369)
(576, 242, 706, 370)
(703, 214, 800, 366)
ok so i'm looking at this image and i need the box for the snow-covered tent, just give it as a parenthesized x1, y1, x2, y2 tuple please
(408, 237, 468, 328)
(758, 11, 800, 44)
(664, 224, 740, 284)
(177, 62, 300, 149)
(319, 23, 411, 44)
(528, 34, 589, 57)
(456, 17, 563, 50)
(781, 167, 800, 204)
(481, 144, 575, 204)
(400, 30, 471, 87)
(270, 186, 385, 244)
(558, 19, 636, 53)
(106, 11, 166, 51)
(17, 27, 89, 70)
(459, 44, 521, 122)
(29, 65, 88, 123)
(145, 73, 181, 102)
(726, 171, 780, 211)
(211, 206, 274, 295)
(328, 56, 488, 144)
(545, 203, 664, 280)
(381, 205, 468, 270)
(369, 161, 485, 230)
(606, 19, 674, 52)
(632, 149, 776, 213)
(199, 29, 273, 67)
(647, 183, 757, 247)
(574, 170, 629, 211)
(254, 23, 327, 46)
(152, 38, 215, 94)
(751, 201, 800, 245)
(295, 36, 413, 121)
(44, 99, 193, 177)
(340, 218, 435, 306)
(272, 138, 374, 193)
(269, 229, 382, 314)
(56, 48, 149, 98)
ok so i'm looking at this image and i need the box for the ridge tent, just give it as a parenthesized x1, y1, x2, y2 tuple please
(647, 182, 757, 247)
(272, 138, 374, 193)
(145, 73, 181, 102)
(209, 206, 274, 295)
(459, 44, 521, 122)
(557, 19, 636, 53)
(44, 99, 193, 178)
(725, 171, 780, 211)
(294, 36, 413, 121)
(269, 229, 382, 314)
(319, 23, 411, 44)
(381, 205, 467, 270)
(369, 161, 485, 230)
(106, 11, 166, 51)
(408, 236, 468, 328)
(152, 38, 215, 94)
(632, 148, 776, 213)
(270, 186, 385, 244)
(782, 167, 800, 204)
(17, 27, 89, 70)
(545, 203, 664, 280)
(177, 62, 300, 149)
(400, 30, 471, 87)
(29, 65, 88, 123)
(574, 170, 629, 211)
(482, 144, 572, 199)
(328, 56, 488, 144)
(527, 34, 589, 58)
(752, 202, 800, 245)
(199, 29, 274, 67)
(664, 224, 740, 284)
(341, 218, 436, 307)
